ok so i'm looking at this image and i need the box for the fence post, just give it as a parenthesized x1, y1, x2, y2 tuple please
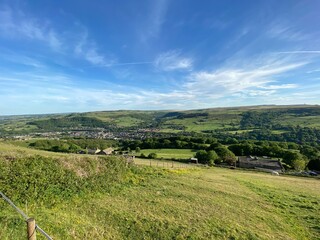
(27, 218, 36, 240)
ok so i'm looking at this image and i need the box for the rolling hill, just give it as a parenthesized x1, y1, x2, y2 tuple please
(2, 105, 320, 144)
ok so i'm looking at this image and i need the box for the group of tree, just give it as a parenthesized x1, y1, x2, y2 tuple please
(122, 136, 320, 171)
(29, 138, 117, 153)
(121, 136, 218, 151)
(195, 145, 236, 166)
(27, 116, 112, 130)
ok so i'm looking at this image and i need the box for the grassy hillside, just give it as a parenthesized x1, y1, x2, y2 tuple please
(2, 105, 320, 136)
(1, 142, 319, 239)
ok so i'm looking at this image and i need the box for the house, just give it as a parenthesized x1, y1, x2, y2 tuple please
(87, 148, 101, 155)
(190, 157, 198, 164)
(97, 147, 114, 155)
(237, 155, 283, 172)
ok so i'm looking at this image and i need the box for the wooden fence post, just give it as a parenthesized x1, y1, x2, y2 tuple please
(27, 218, 36, 240)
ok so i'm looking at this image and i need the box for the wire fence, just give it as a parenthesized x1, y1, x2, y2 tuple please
(0, 191, 53, 240)
(133, 158, 194, 169)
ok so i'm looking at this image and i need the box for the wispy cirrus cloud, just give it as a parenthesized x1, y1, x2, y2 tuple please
(154, 50, 193, 71)
(277, 51, 320, 54)
(140, 0, 169, 42)
(0, 6, 62, 51)
(183, 57, 306, 100)
(266, 22, 307, 41)
(2, 54, 307, 114)
(0, 6, 117, 68)
(74, 30, 112, 66)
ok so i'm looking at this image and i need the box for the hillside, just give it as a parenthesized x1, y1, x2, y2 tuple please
(0, 142, 320, 239)
(2, 105, 320, 145)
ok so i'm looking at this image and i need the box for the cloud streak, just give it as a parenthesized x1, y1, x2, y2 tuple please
(0, 7, 62, 51)
(140, 0, 169, 42)
(154, 50, 193, 71)
(277, 51, 320, 54)
(184, 61, 305, 96)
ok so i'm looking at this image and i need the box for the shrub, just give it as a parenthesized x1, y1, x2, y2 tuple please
(148, 153, 157, 159)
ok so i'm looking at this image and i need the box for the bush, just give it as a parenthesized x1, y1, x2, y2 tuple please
(195, 150, 218, 165)
(148, 153, 157, 159)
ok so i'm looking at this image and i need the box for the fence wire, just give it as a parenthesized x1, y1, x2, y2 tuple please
(0, 191, 53, 240)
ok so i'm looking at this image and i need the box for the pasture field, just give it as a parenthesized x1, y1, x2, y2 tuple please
(137, 148, 196, 159)
(276, 115, 320, 129)
(0, 142, 320, 239)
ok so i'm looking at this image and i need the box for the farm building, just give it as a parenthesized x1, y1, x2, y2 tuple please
(190, 157, 198, 164)
(237, 156, 283, 172)
(97, 148, 114, 155)
(87, 148, 101, 154)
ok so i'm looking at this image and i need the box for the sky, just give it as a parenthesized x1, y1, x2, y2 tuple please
(1, 0, 320, 115)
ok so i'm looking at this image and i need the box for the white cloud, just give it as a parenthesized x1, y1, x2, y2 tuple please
(140, 0, 169, 42)
(0, 6, 115, 67)
(184, 61, 304, 97)
(267, 22, 307, 41)
(0, 7, 62, 51)
(277, 51, 320, 54)
(262, 84, 297, 90)
(75, 30, 116, 67)
(154, 50, 193, 71)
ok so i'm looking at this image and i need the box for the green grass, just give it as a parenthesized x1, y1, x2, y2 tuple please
(1, 143, 320, 239)
(134, 157, 192, 168)
(1, 165, 319, 239)
(137, 148, 196, 159)
(276, 115, 320, 129)
(113, 116, 144, 127)
(162, 114, 239, 133)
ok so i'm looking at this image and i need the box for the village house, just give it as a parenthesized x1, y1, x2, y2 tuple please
(237, 155, 284, 172)
(87, 148, 101, 155)
(97, 147, 114, 155)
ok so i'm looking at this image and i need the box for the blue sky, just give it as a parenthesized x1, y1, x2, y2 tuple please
(1, 0, 320, 115)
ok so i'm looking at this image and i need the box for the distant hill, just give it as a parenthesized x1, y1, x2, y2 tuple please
(1, 105, 320, 143)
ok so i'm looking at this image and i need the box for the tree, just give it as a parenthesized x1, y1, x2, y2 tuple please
(195, 150, 219, 165)
(282, 151, 302, 165)
(148, 153, 157, 159)
(293, 159, 307, 171)
(207, 150, 219, 166)
(282, 151, 308, 169)
(195, 150, 208, 164)
(307, 159, 320, 171)
(135, 147, 141, 153)
(215, 146, 237, 165)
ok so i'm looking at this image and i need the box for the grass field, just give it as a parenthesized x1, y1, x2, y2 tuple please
(134, 157, 192, 168)
(1, 166, 319, 239)
(137, 148, 196, 159)
(1, 142, 320, 239)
